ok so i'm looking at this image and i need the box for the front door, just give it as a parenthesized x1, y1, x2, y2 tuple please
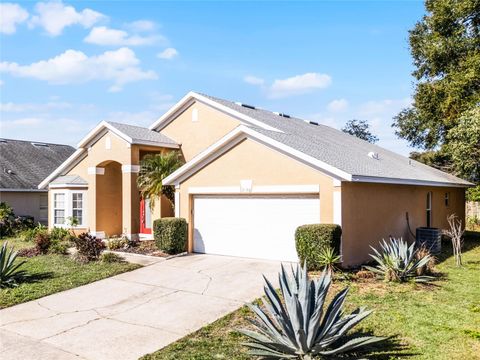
(140, 198, 152, 234)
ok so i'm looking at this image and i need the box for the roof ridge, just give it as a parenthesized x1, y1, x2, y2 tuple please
(106, 121, 154, 130)
(0, 138, 74, 147)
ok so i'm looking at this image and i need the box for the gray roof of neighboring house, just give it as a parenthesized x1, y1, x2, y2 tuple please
(51, 175, 87, 185)
(201, 94, 471, 186)
(107, 121, 177, 145)
(0, 139, 75, 190)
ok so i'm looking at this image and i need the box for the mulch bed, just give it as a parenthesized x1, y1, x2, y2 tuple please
(113, 240, 170, 257)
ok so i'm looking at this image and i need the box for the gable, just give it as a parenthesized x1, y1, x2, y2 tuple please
(159, 100, 241, 161)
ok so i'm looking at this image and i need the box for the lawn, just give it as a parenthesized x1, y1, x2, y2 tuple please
(0, 236, 141, 308)
(142, 234, 480, 360)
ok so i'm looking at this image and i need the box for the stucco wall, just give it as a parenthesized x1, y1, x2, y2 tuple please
(160, 100, 241, 162)
(341, 182, 465, 267)
(96, 162, 123, 236)
(177, 138, 338, 251)
(0, 191, 48, 224)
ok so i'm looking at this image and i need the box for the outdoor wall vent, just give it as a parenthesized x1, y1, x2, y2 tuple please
(0, 139, 7, 143)
(31, 142, 49, 147)
(235, 102, 256, 110)
(309, 121, 319, 126)
(368, 151, 379, 160)
(273, 112, 291, 118)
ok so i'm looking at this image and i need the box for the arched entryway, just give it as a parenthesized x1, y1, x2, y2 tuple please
(96, 161, 123, 237)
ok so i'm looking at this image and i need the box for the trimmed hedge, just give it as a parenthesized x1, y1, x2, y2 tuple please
(154, 217, 188, 254)
(295, 224, 342, 270)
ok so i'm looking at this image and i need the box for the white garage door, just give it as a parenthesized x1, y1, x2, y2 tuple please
(193, 195, 320, 261)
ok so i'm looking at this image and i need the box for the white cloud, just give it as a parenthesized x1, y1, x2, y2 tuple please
(0, 47, 157, 92)
(29, 1, 105, 36)
(0, 3, 29, 34)
(84, 26, 160, 46)
(327, 98, 349, 112)
(127, 20, 155, 32)
(1, 117, 43, 128)
(359, 98, 411, 116)
(269, 72, 332, 98)
(157, 47, 179, 60)
(244, 75, 265, 86)
(0, 101, 72, 112)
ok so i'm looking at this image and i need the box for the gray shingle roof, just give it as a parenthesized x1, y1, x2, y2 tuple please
(107, 121, 177, 145)
(201, 94, 471, 186)
(0, 139, 75, 190)
(51, 175, 87, 185)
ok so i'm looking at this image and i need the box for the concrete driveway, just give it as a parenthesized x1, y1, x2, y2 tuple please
(0, 254, 282, 360)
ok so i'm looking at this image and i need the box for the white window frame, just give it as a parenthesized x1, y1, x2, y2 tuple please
(51, 189, 88, 228)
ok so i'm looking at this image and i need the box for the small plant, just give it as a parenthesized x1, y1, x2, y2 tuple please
(34, 230, 51, 254)
(50, 226, 71, 241)
(317, 246, 342, 272)
(444, 214, 465, 267)
(22, 223, 48, 242)
(239, 263, 385, 358)
(17, 247, 40, 258)
(0, 242, 27, 288)
(72, 233, 105, 261)
(107, 237, 129, 250)
(415, 245, 436, 276)
(365, 237, 434, 283)
(101, 252, 125, 263)
(295, 224, 342, 270)
(66, 216, 79, 236)
(153, 218, 187, 254)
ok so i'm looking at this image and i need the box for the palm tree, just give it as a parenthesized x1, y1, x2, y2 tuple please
(137, 152, 184, 208)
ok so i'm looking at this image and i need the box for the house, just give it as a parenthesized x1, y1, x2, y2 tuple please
(39, 92, 471, 266)
(0, 139, 75, 224)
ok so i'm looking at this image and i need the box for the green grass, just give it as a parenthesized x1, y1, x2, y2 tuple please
(142, 235, 480, 360)
(0, 236, 141, 308)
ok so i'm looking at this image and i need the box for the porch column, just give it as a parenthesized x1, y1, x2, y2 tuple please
(122, 165, 140, 240)
(86, 166, 104, 235)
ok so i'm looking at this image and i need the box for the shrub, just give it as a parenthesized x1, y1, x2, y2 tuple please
(153, 217, 187, 254)
(34, 231, 51, 254)
(17, 247, 40, 258)
(49, 238, 69, 255)
(50, 227, 70, 241)
(0, 202, 36, 237)
(22, 224, 48, 242)
(295, 224, 342, 270)
(107, 237, 128, 250)
(365, 237, 434, 283)
(0, 242, 27, 288)
(239, 263, 385, 358)
(72, 233, 105, 261)
(101, 252, 125, 263)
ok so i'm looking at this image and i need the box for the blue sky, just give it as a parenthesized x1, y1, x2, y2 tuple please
(1, 1, 425, 155)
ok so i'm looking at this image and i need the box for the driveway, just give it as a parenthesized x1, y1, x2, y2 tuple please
(0, 254, 282, 360)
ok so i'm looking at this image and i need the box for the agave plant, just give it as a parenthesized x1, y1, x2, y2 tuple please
(364, 237, 434, 283)
(239, 263, 385, 359)
(0, 242, 27, 288)
(317, 246, 342, 272)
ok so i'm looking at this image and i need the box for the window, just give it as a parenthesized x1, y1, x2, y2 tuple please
(426, 191, 432, 227)
(51, 190, 87, 227)
(445, 192, 450, 207)
(72, 193, 84, 225)
(54, 193, 65, 225)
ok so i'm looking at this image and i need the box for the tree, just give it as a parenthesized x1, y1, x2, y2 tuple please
(445, 107, 480, 183)
(137, 152, 184, 208)
(393, 0, 480, 150)
(342, 119, 379, 143)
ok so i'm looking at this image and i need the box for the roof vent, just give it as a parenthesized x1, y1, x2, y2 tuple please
(235, 102, 256, 110)
(0, 139, 6, 143)
(368, 151, 379, 160)
(309, 121, 319, 126)
(31, 142, 48, 147)
(274, 112, 290, 118)
(3, 168, 14, 175)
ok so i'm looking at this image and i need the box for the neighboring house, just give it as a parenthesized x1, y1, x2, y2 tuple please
(0, 139, 75, 224)
(39, 92, 472, 266)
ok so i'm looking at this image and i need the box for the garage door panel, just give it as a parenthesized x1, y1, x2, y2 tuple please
(193, 195, 320, 261)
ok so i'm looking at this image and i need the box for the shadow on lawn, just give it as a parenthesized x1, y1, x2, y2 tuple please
(337, 333, 416, 359)
(435, 232, 480, 265)
(20, 271, 54, 284)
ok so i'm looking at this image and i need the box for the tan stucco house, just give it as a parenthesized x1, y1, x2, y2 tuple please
(39, 92, 471, 266)
(0, 139, 75, 224)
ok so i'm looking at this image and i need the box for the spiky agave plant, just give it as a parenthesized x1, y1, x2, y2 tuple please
(239, 264, 385, 359)
(364, 237, 434, 283)
(0, 242, 27, 288)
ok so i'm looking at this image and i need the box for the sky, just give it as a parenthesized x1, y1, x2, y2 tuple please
(0, 1, 426, 155)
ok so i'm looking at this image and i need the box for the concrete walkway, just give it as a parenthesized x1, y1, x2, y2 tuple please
(0, 254, 282, 360)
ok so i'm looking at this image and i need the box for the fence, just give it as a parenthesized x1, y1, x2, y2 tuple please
(466, 201, 480, 219)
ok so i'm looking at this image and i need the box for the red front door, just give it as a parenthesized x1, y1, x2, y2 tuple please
(140, 198, 152, 234)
